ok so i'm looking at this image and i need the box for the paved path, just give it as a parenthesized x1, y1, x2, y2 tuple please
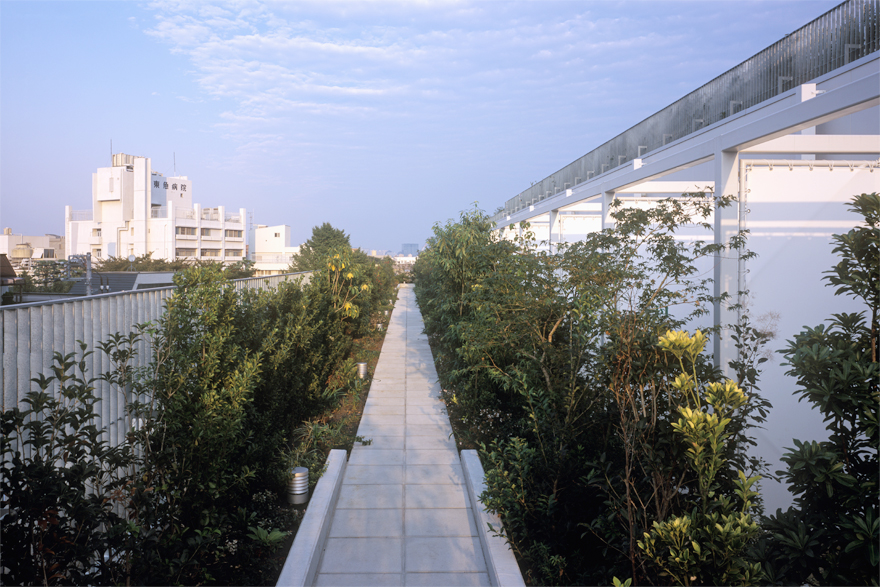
(314, 285, 489, 587)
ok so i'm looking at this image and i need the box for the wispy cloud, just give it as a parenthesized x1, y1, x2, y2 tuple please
(139, 0, 839, 198)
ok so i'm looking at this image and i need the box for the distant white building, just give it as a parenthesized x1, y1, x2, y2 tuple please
(393, 254, 417, 273)
(65, 153, 247, 264)
(0, 228, 65, 267)
(253, 224, 301, 276)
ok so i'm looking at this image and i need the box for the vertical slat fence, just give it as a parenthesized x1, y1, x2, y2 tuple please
(1, 271, 312, 448)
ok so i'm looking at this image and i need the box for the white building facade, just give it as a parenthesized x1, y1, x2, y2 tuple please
(65, 153, 247, 264)
(253, 225, 301, 275)
(0, 228, 65, 267)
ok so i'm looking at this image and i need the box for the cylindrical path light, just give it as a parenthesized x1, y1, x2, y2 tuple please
(287, 467, 309, 505)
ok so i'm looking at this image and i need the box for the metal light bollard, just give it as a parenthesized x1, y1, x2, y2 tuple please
(287, 467, 309, 505)
(357, 362, 368, 379)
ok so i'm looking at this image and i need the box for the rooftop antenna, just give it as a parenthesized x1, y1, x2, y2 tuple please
(110, 139, 113, 162)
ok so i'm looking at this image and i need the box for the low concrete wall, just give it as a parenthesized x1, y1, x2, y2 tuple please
(461, 450, 526, 587)
(276, 449, 347, 587)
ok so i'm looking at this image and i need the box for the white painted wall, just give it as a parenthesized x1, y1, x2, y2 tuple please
(740, 163, 877, 512)
(253, 224, 301, 274)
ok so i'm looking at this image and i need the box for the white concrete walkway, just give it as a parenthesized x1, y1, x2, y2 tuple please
(313, 285, 489, 587)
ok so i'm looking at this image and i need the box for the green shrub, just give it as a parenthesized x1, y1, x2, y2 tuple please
(414, 196, 769, 585)
(0, 348, 132, 585)
(2, 250, 394, 585)
(638, 330, 764, 586)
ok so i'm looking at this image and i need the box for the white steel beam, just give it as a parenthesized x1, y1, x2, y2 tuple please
(495, 56, 879, 230)
(615, 181, 716, 194)
(742, 134, 880, 153)
(721, 73, 880, 152)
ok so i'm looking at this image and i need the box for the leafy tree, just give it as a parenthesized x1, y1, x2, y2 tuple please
(96, 252, 190, 272)
(222, 258, 256, 280)
(756, 193, 879, 586)
(96, 253, 256, 280)
(125, 265, 353, 584)
(19, 261, 74, 293)
(289, 223, 351, 272)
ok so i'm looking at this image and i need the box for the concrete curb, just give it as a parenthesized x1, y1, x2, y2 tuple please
(276, 449, 347, 587)
(461, 450, 527, 587)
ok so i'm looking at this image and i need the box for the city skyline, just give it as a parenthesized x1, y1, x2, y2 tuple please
(1, 0, 840, 252)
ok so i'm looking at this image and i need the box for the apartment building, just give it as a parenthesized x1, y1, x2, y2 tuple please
(65, 153, 247, 263)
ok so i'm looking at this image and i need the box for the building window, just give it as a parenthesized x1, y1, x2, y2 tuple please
(225, 229, 242, 238)
(175, 226, 196, 236)
(201, 228, 212, 237)
(225, 249, 242, 257)
(92, 228, 101, 237)
(201, 249, 220, 257)
(274, 232, 280, 238)
(176, 248, 196, 257)
(94, 249, 102, 258)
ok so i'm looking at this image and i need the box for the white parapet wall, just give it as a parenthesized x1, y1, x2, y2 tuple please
(276, 449, 348, 587)
(461, 449, 527, 587)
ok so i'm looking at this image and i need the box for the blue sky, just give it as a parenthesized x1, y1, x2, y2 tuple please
(1, 0, 840, 252)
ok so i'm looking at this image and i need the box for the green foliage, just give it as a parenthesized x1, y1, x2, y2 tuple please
(222, 258, 257, 279)
(0, 347, 133, 585)
(96, 252, 256, 279)
(247, 525, 288, 548)
(319, 248, 372, 319)
(289, 222, 351, 271)
(2, 245, 395, 585)
(150, 265, 261, 508)
(638, 331, 764, 586)
(414, 196, 770, 585)
(19, 260, 74, 293)
(758, 193, 879, 586)
(97, 251, 191, 272)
